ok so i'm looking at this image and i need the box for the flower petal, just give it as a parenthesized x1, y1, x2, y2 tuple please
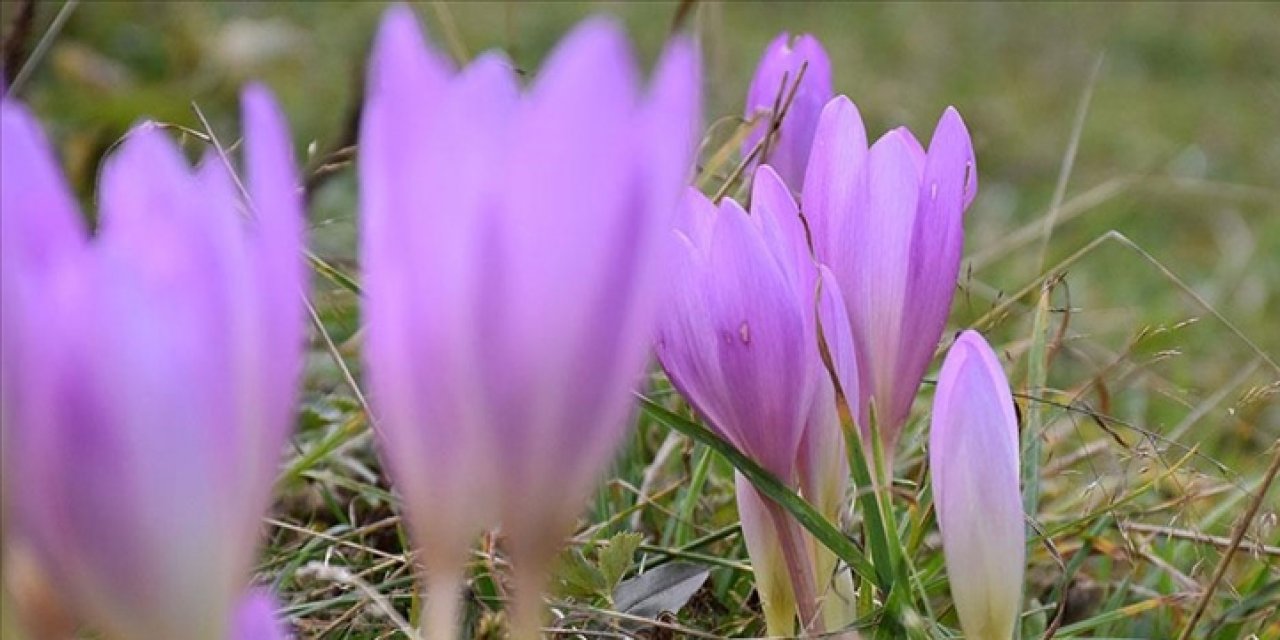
(846, 129, 921, 434)
(0, 100, 85, 272)
(704, 200, 812, 479)
(892, 108, 975, 439)
(801, 96, 867, 279)
(736, 473, 798, 637)
(930, 331, 1023, 640)
(744, 33, 833, 187)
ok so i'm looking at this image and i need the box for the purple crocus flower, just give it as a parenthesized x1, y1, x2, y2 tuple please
(744, 33, 833, 189)
(358, 6, 699, 638)
(803, 96, 977, 460)
(0, 88, 302, 639)
(930, 330, 1024, 640)
(656, 166, 857, 635)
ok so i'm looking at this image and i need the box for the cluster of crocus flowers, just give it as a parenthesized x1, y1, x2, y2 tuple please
(660, 165, 860, 634)
(358, 6, 699, 639)
(0, 88, 300, 639)
(682, 29, 986, 636)
(744, 29, 979, 467)
(930, 331, 1025, 640)
(656, 166, 858, 636)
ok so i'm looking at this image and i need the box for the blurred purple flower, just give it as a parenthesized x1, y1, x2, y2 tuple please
(930, 330, 1024, 640)
(358, 6, 699, 638)
(655, 167, 857, 634)
(233, 590, 293, 640)
(0, 87, 303, 639)
(744, 33, 833, 188)
(803, 96, 978, 460)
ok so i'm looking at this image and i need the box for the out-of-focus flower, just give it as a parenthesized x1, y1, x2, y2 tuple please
(656, 166, 857, 635)
(0, 88, 302, 639)
(930, 330, 1024, 640)
(744, 33, 833, 189)
(358, 6, 699, 638)
(233, 591, 293, 640)
(803, 96, 978, 461)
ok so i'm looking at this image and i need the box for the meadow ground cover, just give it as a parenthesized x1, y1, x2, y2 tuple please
(2, 2, 1277, 638)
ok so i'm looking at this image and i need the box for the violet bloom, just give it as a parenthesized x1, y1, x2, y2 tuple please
(0, 89, 301, 639)
(803, 96, 977, 461)
(358, 6, 699, 638)
(744, 33, 833, 189)
(656, 166, 857, 635)
(930, 331, 1024, 640)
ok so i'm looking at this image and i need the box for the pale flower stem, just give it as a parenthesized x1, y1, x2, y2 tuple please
(422, 570, 464, 640)
(816, 544, 858, 631)
(507, 563, 549, 640)
(765, 501, 824, 636)
(762, 591, 797, 639)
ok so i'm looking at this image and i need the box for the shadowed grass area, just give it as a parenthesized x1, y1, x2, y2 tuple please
(5, 1, 1277, 637)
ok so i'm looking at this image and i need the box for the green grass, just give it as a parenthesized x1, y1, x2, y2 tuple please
(5, 1, 1278, 638)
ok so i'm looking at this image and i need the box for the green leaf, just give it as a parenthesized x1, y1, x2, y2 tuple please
(599, 532, 645, 594)
(558, 548, 606, 600)
(637, 395, 877, 585)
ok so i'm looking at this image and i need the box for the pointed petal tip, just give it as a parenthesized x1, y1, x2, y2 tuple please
(717, 195, 750, 220)
(241, 85, 293, 166)
(559, 14, 631, 60)
(953, 328, 985, 349)
(114, 121, 183, 169)
(765, 31, 793, 52)
(870, 126, 922, 164)
(648, 31, 701, 114)
(943, 330, 998, 378)
(819, 94, 861, 123)
(653, 30, 700, 82)
(792, 33, 818, 47)
(367, 3, 451, 96)
(752, 163, 786, 192)
(533, 15, 638, 104)
(889, 124, 916, 139)
(241, 83, 283, 131)
(932, 106, 972, 143)
(376, 3, 424, 44)
(789, 34, 829, 61)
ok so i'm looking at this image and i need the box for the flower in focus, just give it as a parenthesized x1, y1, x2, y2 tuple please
(930, 330, 1024, 640)
(656, 166, 857, 635)
(358, 6, 699, 638)
(0, 88, 302, 639)
(744, 33, 833, 189)
(803, 96, 978, 461)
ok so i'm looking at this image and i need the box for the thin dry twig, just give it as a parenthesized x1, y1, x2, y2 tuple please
(299, 562, 420, 640)
(1120, 521, 1280, 557)
(1, 0, 35, 88)
(1036, 52, 1105, 269)
(8, 0, 77, 94)
(189, 101, 377, 425)
(972, 230, 1279, 375)
(1175, 443, 1280, 640)
(713, 60, 808, 203)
